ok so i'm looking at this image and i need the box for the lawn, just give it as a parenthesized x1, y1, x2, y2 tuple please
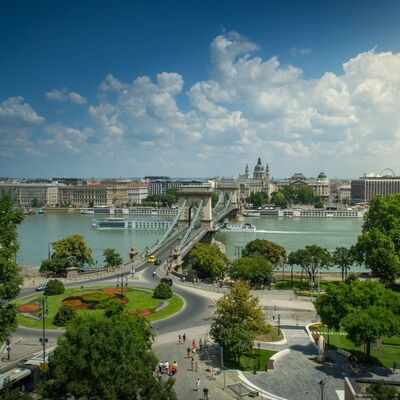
(274, 278, 339, 291)
(315, 326, 400, 369)
(15, 286, 184, 330)
(223, 349, 277, 371)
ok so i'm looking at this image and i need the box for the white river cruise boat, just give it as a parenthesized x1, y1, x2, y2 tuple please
(92, 217, 173, 230)
(218, 219, 256, 233)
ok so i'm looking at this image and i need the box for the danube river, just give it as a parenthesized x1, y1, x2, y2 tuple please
(17, 213, 363, 269)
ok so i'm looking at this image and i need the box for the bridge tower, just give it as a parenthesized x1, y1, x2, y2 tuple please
(215, 180, 239, 206)
(178, 183, 215, 230)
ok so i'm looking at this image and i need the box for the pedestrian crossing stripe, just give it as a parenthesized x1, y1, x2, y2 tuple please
(314, 331, 347, 335)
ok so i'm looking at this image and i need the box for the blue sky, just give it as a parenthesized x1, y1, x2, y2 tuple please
(1, 0, 400, 179)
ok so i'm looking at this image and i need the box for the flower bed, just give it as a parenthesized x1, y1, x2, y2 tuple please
(61, 290, 129, 310)
(18, 303, 40, 313)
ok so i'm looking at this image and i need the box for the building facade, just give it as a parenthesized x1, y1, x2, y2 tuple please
(351, 175, 400, 203)
(0, 183, 59, 206)
(127, 181, 148, 204)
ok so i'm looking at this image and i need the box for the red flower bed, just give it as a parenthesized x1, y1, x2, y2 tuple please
(138, 309, 152, 317)
(102, 287, 121, 294)
(19, 303, 40, 312)
(62, 299, 87, 309)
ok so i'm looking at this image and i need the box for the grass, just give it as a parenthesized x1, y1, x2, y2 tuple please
(15, 286, 184, 329)
(274, 278, 340, 291)
(223, 349, 277, 371)
(314, 326, 400, 369)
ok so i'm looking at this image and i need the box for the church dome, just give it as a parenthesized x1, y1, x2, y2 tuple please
(254, 157, 264, 171)
(318, 171, 327, 180)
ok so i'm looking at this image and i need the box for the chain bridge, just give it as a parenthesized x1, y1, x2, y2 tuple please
(146, 182, 239, 260)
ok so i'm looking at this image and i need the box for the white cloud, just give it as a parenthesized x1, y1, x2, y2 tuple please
(0, 96, 44, 124)
(7, 32, 400, 177)
(45, 88, 87, 104)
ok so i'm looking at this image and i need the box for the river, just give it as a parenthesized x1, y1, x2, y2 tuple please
(17, 213, 363, 269)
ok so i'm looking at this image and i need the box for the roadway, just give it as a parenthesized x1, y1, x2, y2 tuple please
(13, 240, 214, 343)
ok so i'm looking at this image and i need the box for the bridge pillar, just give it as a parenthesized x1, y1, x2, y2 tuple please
(215, 183, 239, 206)
(178, 184, 215, 230)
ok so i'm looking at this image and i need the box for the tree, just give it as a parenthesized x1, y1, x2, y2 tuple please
(103, 248, 123, 269)
(0, 378, 30, 400)
(187, 243, 228, 279)
(354, 194, 400, 286)
(332, 247, 354, 281)
(230, 256, 273, 288)
(40, 257, 72, 276)
(249, 192, 268, 208)
(41, 313, 176, 400)
(44, 279, 65, 296)
(211, 282, 269, 364)
(53, 304, 76, 326)
(314, 280, 400, 362)
(153, 282, 173, 299)
(289, 245, 331, 284)
(270, 191, 288, 208)
(366, 381, 399, 400)
(242, 239, 287, 267)
(0, 194, 24, 345)
(296, 186, 315, 204)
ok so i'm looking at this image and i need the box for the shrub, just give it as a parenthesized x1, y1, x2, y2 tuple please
(153, 283, 172, 299)
(44, 279, 65, 296)
(104, 299, 125, 318)
(53, 304, 76, 326)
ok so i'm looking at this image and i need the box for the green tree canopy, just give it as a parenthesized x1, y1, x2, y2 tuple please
(187, 243, 228, 279)
(249, 192, 269, 208)
(270, 191, 288, 208)
(288, 245, 331, 284)
(211, 281, 269, 364)
(355, 194, 400, 286)
(0, 194, 24, 344)
(41, 313, 176, 400)
(103, 248, 123, 269)
(332, 246, 354, 281)
(230, 256, 273, 288)
(242, 239, 287, 266)
(296, 186, 316, 204)
(314, 280, 400, 362)
(366, 381, 399, 400)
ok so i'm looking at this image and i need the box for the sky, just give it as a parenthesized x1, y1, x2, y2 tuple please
(1, 0, 400, 179)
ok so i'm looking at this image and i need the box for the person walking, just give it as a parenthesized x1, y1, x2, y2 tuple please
(183, 332, 186, 343)
(199, 338, 203, 352)
(195, 377, 201, 392)
(192, 338, 197, 350)
(187, 346, 191, 358)
(203, 387, 209, 399)
(178, 334, 181, 344)
(191, 357, 194, 370)
(195, 360, 198, 371)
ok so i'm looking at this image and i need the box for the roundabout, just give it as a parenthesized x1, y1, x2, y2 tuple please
(15, 286, 184, 330)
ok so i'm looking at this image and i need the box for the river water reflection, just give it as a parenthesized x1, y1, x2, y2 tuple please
(17, 213, 363, 270)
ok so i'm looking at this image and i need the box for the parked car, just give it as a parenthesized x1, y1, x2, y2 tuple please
(35, 283, 47, 291)
(154, 260, 161, 265)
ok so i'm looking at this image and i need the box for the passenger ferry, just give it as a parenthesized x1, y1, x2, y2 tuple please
(81, 207, 178, 216)
(92, 217, 173, 230)
(243, 208, 365, 218)
(218, 219, 256, 233)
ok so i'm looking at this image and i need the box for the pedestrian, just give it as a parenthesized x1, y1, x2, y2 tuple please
(199, 338, 203, 352)
(192, 338, 197, 350)
(164, 360, 169, 375)
(192, 347, 196, 356)
(195, 360, 198, 371)
(195, 377, 201, 392)
(203, 387, 209, 399)
(187, 346, 191, 358)
(183, 332, 186, 342)
(191, 357, 194, 370)
(178, 334, 181, 344)
(158, 360, 163, 374)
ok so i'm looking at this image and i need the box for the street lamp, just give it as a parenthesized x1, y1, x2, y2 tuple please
(38, 296, 48, 378)
(319, 379, 325, 400)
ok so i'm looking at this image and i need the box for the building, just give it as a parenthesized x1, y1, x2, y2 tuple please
(233, 157, 272, 201)
(0, 182, 59, 207)
(127, 181, 148, 205)
(337, 184, 352, 202)
(145, 176, 206, 196)
(344, 377, 400, 400)
(58, 184, 112, 207)
(351, 174, 400, 203)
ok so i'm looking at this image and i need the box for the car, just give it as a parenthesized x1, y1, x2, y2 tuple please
(147, 255, 157, 263)
(35, 283, 47, 291)
(154, 260, 161, 266)
(161, 277, 173, 286)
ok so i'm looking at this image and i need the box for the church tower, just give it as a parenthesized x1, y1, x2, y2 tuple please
(253, 157, 266, 180)
(245, 164, 249, 179)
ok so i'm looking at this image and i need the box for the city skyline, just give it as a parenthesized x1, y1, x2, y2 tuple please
(1, 0, 400, 178)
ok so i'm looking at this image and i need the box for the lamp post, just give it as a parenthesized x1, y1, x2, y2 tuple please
(38, 296, 48, 377)
(319, 379, 325, 400)
(220, 346, 226, 389)
(277, 314, 281, 335)
(258, 342, 261, 370)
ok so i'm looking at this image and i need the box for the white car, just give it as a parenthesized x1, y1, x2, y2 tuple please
(35, 283, 47, 291)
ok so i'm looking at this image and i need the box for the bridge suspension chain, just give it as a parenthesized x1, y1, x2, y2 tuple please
(180, 200, 203, 246)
